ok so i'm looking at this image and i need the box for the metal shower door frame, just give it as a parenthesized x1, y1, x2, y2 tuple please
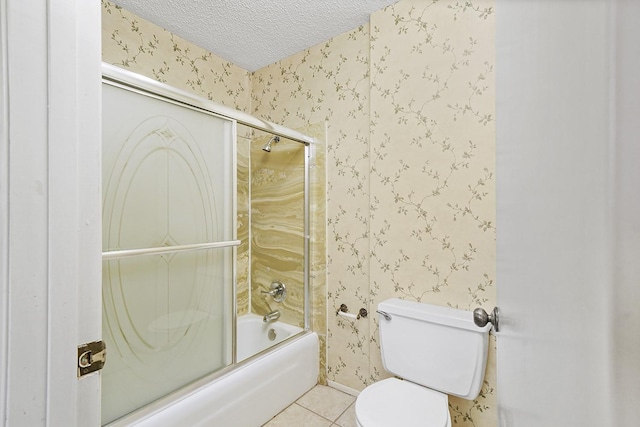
(101, 63, 315, 426)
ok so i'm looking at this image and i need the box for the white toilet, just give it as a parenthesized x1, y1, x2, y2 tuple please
(355, 298, 491, 427)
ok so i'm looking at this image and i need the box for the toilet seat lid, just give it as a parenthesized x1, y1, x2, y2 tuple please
(355, 378, 449, 427)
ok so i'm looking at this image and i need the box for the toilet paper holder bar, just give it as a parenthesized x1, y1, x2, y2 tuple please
(336, 304, 368, 320)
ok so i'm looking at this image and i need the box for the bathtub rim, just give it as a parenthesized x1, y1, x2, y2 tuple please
(105, 328, 313, 427)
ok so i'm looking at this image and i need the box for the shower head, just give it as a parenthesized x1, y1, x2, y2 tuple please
(262, 135, 280, 152)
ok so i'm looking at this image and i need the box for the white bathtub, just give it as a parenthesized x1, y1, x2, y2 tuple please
(118, 315, 318, 427)
(237, 314, 305, 362)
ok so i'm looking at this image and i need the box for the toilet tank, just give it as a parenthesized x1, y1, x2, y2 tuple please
(377, 298, 491, 399)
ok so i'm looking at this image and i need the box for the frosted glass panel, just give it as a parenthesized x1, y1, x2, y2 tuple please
(101, 82, 235, 424)
(102, 83, 234, 252)
(101, 249, 232, 424)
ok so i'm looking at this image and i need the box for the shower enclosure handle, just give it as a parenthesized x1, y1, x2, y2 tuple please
(261, 281, 287, 303)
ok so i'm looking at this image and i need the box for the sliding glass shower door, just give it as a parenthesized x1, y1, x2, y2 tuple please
(101, 81, 236, 424)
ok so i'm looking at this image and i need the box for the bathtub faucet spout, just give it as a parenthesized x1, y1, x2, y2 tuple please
(263, 310, 280, 323)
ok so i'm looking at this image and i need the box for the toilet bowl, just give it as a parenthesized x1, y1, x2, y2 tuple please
(354, 298, 490, 427)
(355, 378, 451, 427)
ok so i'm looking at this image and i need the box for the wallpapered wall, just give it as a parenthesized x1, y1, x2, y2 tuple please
(370, 4, 495, 425)
(252, 1, 496, 425)
(101, 0, 250, 111)
(102, 0, 496, 426)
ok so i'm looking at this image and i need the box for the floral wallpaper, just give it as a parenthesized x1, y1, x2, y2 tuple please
(252, 1, 496, 425)
(103, 0, 496, 425)
(101, 1, 250, 112)
(369, 2, 496, 425)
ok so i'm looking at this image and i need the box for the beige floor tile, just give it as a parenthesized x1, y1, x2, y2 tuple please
(262, 404, 332, 427)
(296, 385, 355, 422)
(334, 402, 357, 427)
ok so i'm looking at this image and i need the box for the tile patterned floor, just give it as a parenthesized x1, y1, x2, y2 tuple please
(262, 385, 357, 427)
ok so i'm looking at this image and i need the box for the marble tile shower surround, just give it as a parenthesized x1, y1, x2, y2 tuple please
(102, 1, 495, 426)
(250, 134, 306, 328)
(236, 127, 251, 316)
(249, 124, 327, 363)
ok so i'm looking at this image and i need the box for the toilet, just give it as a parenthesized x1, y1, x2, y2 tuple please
(355, 298, 491, 427)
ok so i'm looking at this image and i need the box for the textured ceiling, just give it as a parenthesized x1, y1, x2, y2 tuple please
(110, 0, 398, 72)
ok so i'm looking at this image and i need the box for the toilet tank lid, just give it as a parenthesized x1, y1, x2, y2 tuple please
(379, 298, 491, 333)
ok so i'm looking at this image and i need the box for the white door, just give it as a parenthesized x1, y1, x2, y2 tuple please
(496, 0, 640, 426)
(0, 0, 102, 426)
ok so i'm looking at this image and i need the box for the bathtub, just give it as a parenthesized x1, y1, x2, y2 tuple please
(111, 314, 319, 427)
(237, 314, 305, 361)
